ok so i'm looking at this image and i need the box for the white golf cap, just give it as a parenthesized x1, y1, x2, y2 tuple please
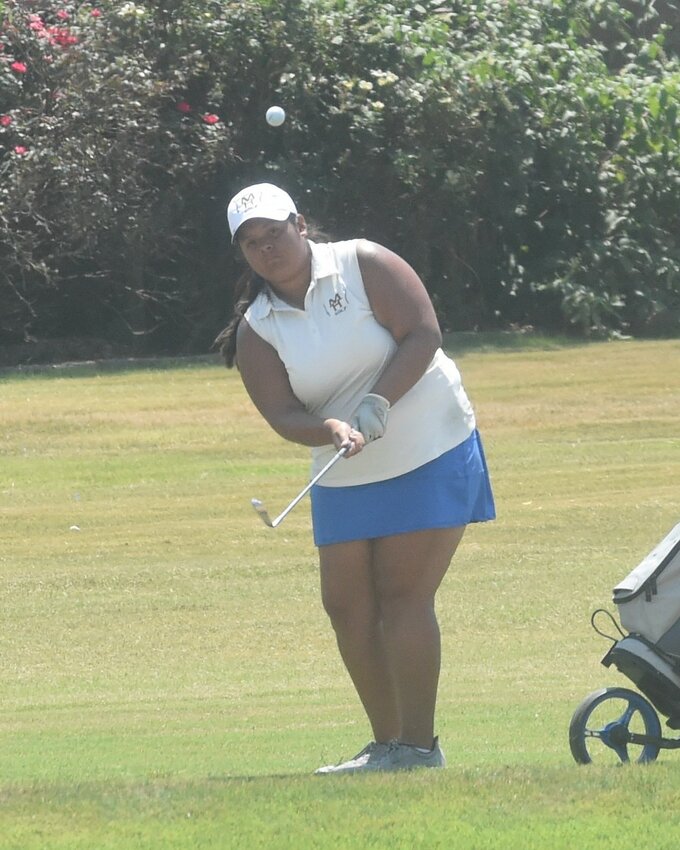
(227, 183, 297, 242)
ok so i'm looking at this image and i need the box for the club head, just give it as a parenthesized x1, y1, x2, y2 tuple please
(251, 498, 275, 528)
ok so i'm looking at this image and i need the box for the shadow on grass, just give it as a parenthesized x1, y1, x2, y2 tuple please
(0, 332, 597, 380)
(9, 329, 658, 378)
(442, 330, 590, 357)
(0, 353, 224, 381)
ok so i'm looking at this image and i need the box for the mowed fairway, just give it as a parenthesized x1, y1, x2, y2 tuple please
(1, 338, 679, 849)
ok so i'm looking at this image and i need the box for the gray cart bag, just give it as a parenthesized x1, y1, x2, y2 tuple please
(605, 522, 680, 726)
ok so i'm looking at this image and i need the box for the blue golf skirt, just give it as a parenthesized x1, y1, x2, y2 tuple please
(310, 429, 496, 546)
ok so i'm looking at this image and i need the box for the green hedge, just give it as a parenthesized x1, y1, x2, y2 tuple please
(1, 0, 679, 363)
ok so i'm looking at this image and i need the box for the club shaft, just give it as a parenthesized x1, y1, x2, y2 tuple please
(272, 445, 348, 526)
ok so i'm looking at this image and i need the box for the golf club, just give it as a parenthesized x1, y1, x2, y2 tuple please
(251, 444, 350, 528)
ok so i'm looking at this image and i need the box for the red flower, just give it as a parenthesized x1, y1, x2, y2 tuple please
(11, 61, 28, 74)
(91, 8, 102, 17)
(14, 146, 28, 155)
(201, 113, 220, 125)
(176, 101, 192, 114)
(48, 27, 78, 46)
(0, 115, 12, 127)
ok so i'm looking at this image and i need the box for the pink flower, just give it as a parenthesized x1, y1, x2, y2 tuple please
(48, 27, 78, 46)
(201, 113, 220, 125)
(56, 9, 70, 20)
(11, 61, 28, 74)
(91, 8, 102, 17)
(0, 115, 12, 127)
(176, 101, 192, 114)
(14, 145, 28, 155)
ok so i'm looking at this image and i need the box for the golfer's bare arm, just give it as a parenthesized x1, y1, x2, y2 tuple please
(236, 241, 438, 446)
(357, 240, 442, 405)
(236, 320, 360, 450)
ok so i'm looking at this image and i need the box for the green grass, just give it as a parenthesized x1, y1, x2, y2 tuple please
(1, 336, 679, 849)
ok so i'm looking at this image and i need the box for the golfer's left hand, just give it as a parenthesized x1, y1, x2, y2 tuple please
(351, 393, 390, 443)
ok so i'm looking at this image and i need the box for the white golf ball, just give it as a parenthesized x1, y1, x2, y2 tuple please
(266, 105, 286, 127)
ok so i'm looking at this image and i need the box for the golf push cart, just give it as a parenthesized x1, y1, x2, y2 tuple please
(569, 522, 680, 765)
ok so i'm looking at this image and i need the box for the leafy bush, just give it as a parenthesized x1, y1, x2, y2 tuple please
(300, 0, 680, 337)
(1, 0, 679, 364)
(0, 0, 235, 356)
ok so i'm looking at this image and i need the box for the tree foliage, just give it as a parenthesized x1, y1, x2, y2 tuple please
(1, 0, 679, 363)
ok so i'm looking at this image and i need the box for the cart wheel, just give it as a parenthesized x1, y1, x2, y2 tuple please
(569, 687, 662, 765)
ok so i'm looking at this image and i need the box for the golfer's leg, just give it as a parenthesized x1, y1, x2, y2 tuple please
(319, 540, 400, 743)
(372, 526, 465, 749)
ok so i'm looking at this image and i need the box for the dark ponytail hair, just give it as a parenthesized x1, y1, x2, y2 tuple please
(213, 267, 266, 368)
(214, 214, 330, 369)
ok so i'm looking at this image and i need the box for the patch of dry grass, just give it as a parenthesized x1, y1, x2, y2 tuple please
(1, 338, 679, 848)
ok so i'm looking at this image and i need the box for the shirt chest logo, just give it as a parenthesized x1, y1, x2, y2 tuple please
(327, 291, 347, 315)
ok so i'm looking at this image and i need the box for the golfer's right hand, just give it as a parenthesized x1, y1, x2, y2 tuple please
(325, 419, 365, 457)
(351, 393, 390, 443)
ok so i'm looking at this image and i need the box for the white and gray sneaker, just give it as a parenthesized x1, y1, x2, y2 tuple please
(314, 738, 446, 775)
(390, 737, 446, 770)
(314, 741, 394, 775)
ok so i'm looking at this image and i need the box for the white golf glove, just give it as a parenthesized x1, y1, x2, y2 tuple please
(351, 393, 390, 443)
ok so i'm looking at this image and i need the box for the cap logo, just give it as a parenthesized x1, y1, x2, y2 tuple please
(227, 183, 296, 240)
(234, 192, 258, 214)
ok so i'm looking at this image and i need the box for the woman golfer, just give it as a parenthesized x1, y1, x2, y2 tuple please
(217, 183, 495, 774)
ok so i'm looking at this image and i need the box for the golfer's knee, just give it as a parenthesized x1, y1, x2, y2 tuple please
(378, 588, 434, 625)
(321, 591, 376, 636)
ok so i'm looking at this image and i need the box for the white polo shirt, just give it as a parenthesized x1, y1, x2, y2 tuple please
(244, 239, 476, 486)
